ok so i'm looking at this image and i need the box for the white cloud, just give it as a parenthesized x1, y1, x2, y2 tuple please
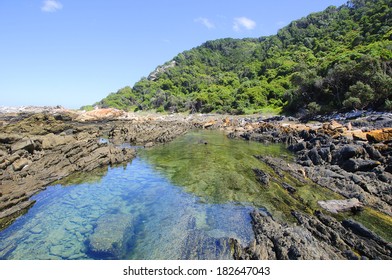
(195, 17, 215, 29)
(233, 17, 256, 32)
(41, 0, 63, 13)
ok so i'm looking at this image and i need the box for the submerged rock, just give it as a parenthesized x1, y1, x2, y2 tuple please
(253, 168, 270, 186)
(87, 213, 134, 259)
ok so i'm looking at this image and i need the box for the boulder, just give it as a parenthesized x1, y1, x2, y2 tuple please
(317, 198, 363, 214)
(12, 158, 31, 171)
(288, 141, 307, 152)
(11, 139, 35, 153)
(366, 128, 392, 143)
(352, 130, 368, 141)
(334, 145, 365, 162)
(87, 213, 134, 259)
(363, 144, 384, 162)
(340, 158, 381, 172)
(308, 147, 323, 165)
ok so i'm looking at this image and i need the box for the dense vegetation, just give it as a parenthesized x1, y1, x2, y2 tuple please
(88, 0, 392, 115)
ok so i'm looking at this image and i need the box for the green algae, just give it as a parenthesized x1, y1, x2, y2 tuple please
(140, 130, 391, 243)
(140, 130, 340, 222)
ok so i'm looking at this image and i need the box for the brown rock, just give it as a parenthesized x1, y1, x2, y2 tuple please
(41, 134, 75, 149)
(12, 158, 31, 171)
(11, 139, 35, 153)
(352, 130, 368, 141)
(328, 120, 343, 131)
(366, 128, 392, 143)
(203, 120, 216, 128)
(77, 108, 126, 122)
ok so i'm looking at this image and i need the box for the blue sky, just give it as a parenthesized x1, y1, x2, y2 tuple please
(0, 0, 348, 109)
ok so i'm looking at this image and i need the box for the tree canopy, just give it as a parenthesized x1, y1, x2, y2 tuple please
(86, 0, 392, 115)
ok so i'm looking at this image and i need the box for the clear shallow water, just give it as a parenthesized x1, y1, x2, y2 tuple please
(0, 154, 258, 260)
(2, 130, 390, 259)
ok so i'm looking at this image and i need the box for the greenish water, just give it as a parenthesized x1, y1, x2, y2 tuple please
(0, 130, 390, 260)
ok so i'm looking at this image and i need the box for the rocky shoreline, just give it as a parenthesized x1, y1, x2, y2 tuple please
(0, 108, 391, 259)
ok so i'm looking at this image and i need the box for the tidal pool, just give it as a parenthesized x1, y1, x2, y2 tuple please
(0, 130, 390, 259)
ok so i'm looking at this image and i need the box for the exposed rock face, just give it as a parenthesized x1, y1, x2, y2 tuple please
(107, 118, 191, 145)
(227, 115, 392, 216)
(0, 127, 136, 227)
(232, 210, 344, 260)
(0, 111, 195, 230)
(87, 214, 134, 259)
(232, 210, 392, 260)
(76, 108, 126, 122)
(366, 128, 392, 143)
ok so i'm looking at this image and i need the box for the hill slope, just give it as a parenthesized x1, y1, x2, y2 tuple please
(90, 0, 392, 115)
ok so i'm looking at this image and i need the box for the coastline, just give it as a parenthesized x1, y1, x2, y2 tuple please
(0, 107, 391, 259)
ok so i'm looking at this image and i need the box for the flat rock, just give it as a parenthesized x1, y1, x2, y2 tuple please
(11, 139, 35, 153)
(318, 198, 363, 214)
(87, 213, 134, 259)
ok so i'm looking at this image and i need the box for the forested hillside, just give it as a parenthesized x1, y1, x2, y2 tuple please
(90, 0, 392, 115)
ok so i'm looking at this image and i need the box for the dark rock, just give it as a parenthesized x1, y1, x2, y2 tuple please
(363, 144, 384, 162)
(334, 145, 365, 163)
(298, 159, 313, 167)
(282, 182, 296, 193)
(308, 147, 324, 165)
(342, 220, 380, 241)
(253, 168, 270, 186)
(318, 147, 332, 163)
(232, 210, 343, 260)
(384, 163, 392, 174)
(288, 141, 307, 152)
(341, 158, 381, 172)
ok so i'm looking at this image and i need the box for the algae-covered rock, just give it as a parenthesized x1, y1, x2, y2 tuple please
(87, 213, 134, 259)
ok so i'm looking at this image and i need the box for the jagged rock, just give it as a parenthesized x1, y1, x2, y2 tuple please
(308, 147, 324, 165)
(318, 198, 363, 214)
(363, 144, 384, 162)
(333, 145, 365, 163)
(87, 214, 134, 259)
(282, 182, 296, 193)
(253, 168, 269, 186)
(232, 210, 343, 260)
(341, 158, 381, 172)
(291, 211, 392, 260)
(288, 141, 307, 152)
